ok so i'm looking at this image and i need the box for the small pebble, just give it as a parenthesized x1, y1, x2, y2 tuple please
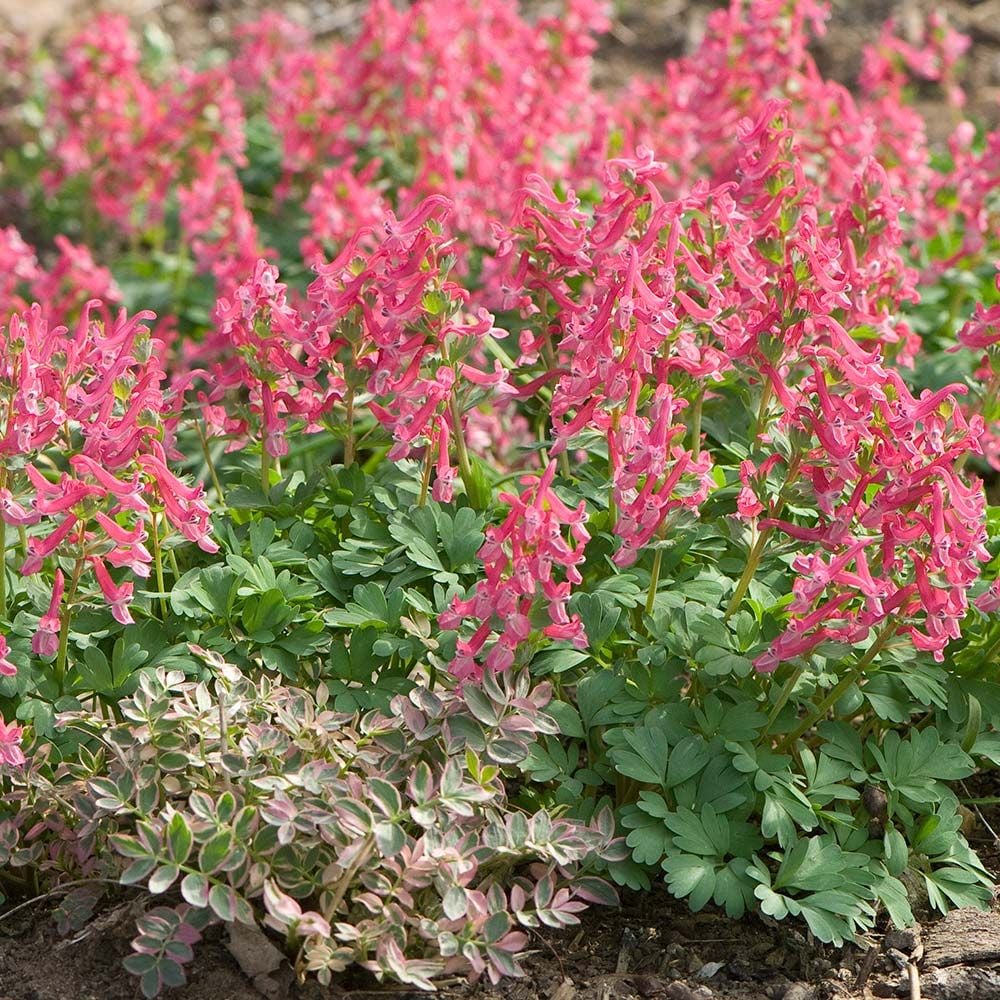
(883, 925, 921, 956)
(780, 984, 815, 1000)
(696, 961, 724, 980)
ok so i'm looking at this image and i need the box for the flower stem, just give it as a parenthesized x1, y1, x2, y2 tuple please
(195, 419, 224, 502)
(540, 334, 571, 480)
(775, 618, 898, 753)
(55, 557, 86, 698)
(418, 443, 433, 507)
(724, 526, 771, 621)
(449, 392, 477, 504)
(0, 516, 6, 621)
(344, 386, 356, 467)
(644, 523, 668, 616)
(751, 378, 774, 441)
(689, 389, 704, 461)
(758, 664, 804, 744)
(261, 444, 271, 492)
(645, 548, 663, 617)
(151, 512, 168, 619)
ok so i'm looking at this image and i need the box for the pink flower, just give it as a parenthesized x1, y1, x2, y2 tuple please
(975, 579, 1000, 615)
(442, 462, 589, 682)
(32, 569, 64, 658)
(0, 489, 40, 526)
(0, 635, 16, 677)
(90, 557, 134, 626)
(0, 716, 25, 767)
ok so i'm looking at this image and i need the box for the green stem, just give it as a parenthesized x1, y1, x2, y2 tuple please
(540, 335, 571, 480)
(0, 516, 6, 620)
(775, 619, 898, 753)
(723, 526, 771, 621)
(751, 379, 774, 441)
(689, 389, 704, 461)
(418, 443, 433, 507)
(324, 835, 375, 920)
(644, 521, 669, 617)
(645, 546, 663, 617)
(758, 664, 803, 744)
(195, 419, 224, 502)
(261, 444, 271, 492)
(55, 554, 87, 698)
(482, 333, 516, 369)
(723, 451, 801, 622)
(449, 392, 475, 497)
(151, 512, 168, 619)
(344, 386, 356, 467)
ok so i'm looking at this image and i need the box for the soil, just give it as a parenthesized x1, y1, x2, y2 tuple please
(5, 874, 1000, 1000)
(1, 1, 1000, 998)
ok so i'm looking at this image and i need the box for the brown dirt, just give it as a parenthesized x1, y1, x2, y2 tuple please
(0, 884, 852, 1000)
(5, 871, 1000, 1000)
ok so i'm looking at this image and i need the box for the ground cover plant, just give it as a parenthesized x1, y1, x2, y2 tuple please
(0, 0, 999, 994)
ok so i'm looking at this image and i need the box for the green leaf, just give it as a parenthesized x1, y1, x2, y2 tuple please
(662, 853, 717, 911)
(181, 872, 210, 908)
(883, 828, 908, 878)
(610, 726, 669, 785)
(621, 808, 672, 865)
(109, 834, 151, 860)
(663, 805, 731, 857)
(572, 593, 621, 651)
(868, 729, 974, 806)
(438, 506, 486, 569)
(209, 884, 236, 922)
(120, 857, 157, 886)
(148, 864, 180, 894)
(198, 830, 233, 875)
(166, 814, 193, 865)
(576, 672, 626, 728)
(665, 736, 711, 789)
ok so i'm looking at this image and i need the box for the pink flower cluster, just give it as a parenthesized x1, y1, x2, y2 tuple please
(178, 153, 271, 297)
(208, 260, 313, 458)
(307, 196, 509, 491)
(15, 0, 999, 694)
(757, 369, 989, 668)
(440, 464, 589, 682)
(45, 14, 246, 236)
(0, 303, 215, 658)
(232, 0, 608, 242)
(0, 227, 120, 328)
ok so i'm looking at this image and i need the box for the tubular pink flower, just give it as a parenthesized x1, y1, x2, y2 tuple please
(0, 489, 40, 526)
(69, 455, 150, 514)
(22, 515, 78, 576)
(32, 569, 64, 658)
(0, 635, 16, 677)
(0, 716, 25, 767)
(90, 556, 134, 626)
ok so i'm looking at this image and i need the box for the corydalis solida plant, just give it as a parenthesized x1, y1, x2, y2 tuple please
(0, 303, 216, 697)
(0, 0, 999, 990)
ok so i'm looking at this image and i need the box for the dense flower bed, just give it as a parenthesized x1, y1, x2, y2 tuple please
(0, 1, 999, 994)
